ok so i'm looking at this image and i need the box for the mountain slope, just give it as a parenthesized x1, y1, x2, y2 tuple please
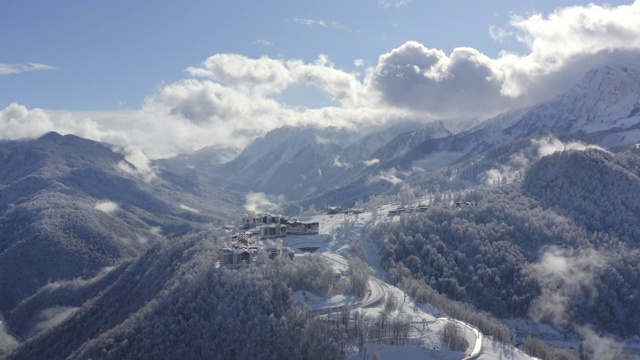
(300, 63, 640, 209)
(0, 132, 241, 320)
(6, 236, 347, 360)
(522, 147, 640, 244)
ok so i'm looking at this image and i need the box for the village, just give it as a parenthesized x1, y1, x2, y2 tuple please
(218, 213, 320, 267)
(218, 205, 372, 268)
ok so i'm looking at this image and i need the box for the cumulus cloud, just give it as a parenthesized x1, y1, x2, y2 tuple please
(370, 42, 509, 118)
(0, 62, 57, 75)
(183, 53, 365, 107)
(0, 103, 55, 139)
(95, 201, 119, 214)
(370, 2, 640, 119)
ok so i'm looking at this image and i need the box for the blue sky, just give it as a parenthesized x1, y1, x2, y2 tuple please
(2, 0, 618, 110)
(1, 0, 639, 159)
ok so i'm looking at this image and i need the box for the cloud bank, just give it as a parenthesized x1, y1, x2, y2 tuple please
(2, 2, 640, 159)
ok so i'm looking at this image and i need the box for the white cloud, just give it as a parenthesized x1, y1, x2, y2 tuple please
(115, 145, 158, 182)
(527, 248, 606, 325)
(34, 306, 80, 333)
(179, 204, 200, 213)
(292, 18, 348, 31)
(378, 0, 411, 8)
(482, 136, 606, 186)
(95, 201, 119, 214)
(333, 156, 349, 168)
(367, 168, 403, 185)
(3, 2, 640, 159)
(253, 39, 273, 46)
(363, 158, 380, 166)
(370, 1, 640, 119)
(0, 103, 55, 139)
(534, 137, 605, 157)
(0, 62, 57, 75)
(244, 192, 285, 213)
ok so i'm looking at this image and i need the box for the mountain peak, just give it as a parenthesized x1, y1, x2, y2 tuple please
(38, 131, 63, 142)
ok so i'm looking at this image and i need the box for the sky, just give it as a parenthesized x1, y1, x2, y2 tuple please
(1, 0, 640, 161)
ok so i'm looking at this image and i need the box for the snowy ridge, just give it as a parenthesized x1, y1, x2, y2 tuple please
(505, 64, 640, 137)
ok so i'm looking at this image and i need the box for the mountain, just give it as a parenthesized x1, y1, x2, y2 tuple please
(6, 235, 348, 360)
(506, 64, 640, 136)
(199, 121, 450, 210)
(0, 132, 242, 325)
(156, 144, 240, 184)
(522, 147, 640, 244)
(296, 63, 640, 209)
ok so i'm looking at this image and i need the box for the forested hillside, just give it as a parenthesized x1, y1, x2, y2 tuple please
(372, 148, 640, 337)
(523, 148, 640, 244)
(7, 235, 350, 360)
(0, 132, 242, 334)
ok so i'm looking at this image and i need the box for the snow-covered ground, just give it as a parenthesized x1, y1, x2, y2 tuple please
(280, 208, 537, 360)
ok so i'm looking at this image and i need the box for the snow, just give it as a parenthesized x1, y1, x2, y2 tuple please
(280, 208, 537, 360)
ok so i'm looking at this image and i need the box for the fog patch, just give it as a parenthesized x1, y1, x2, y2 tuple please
(0, 314, 19, 355)
(137, 235, 149, 245)
(534, 137, 605, 157)
(95, 201, 119, 214)
(363, 158, 380, 166)
(34, 306, 80, 333)
(115, 145, 158, 182)
(333, 156, 349, 168)
(577, 326, 628, 360)
(244, 192, 285, 213)
(179, 204, 200, 213)
(527, 248, 605, 325)
(367, 168, 404, 186)
(483, 136, 605, 186)
(482, 153, 528, 186)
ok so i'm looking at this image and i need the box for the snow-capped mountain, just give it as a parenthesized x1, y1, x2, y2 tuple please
(504, 64, 640, 136)
(206, 121, 451, 202)
(296, 63, 640, 208)
(153, 62, 640, 212)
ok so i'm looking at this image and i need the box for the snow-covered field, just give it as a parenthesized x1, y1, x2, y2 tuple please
(281, 208, 537, 360)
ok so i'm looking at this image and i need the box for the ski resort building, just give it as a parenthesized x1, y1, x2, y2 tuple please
(286, 221, 319, 235)
(242, 214, 320, 238)
(243, 214, 282, 229)
(219, 231, 294, 268)
(260, 223, 287, 238)
(219, 247, 260, 267)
